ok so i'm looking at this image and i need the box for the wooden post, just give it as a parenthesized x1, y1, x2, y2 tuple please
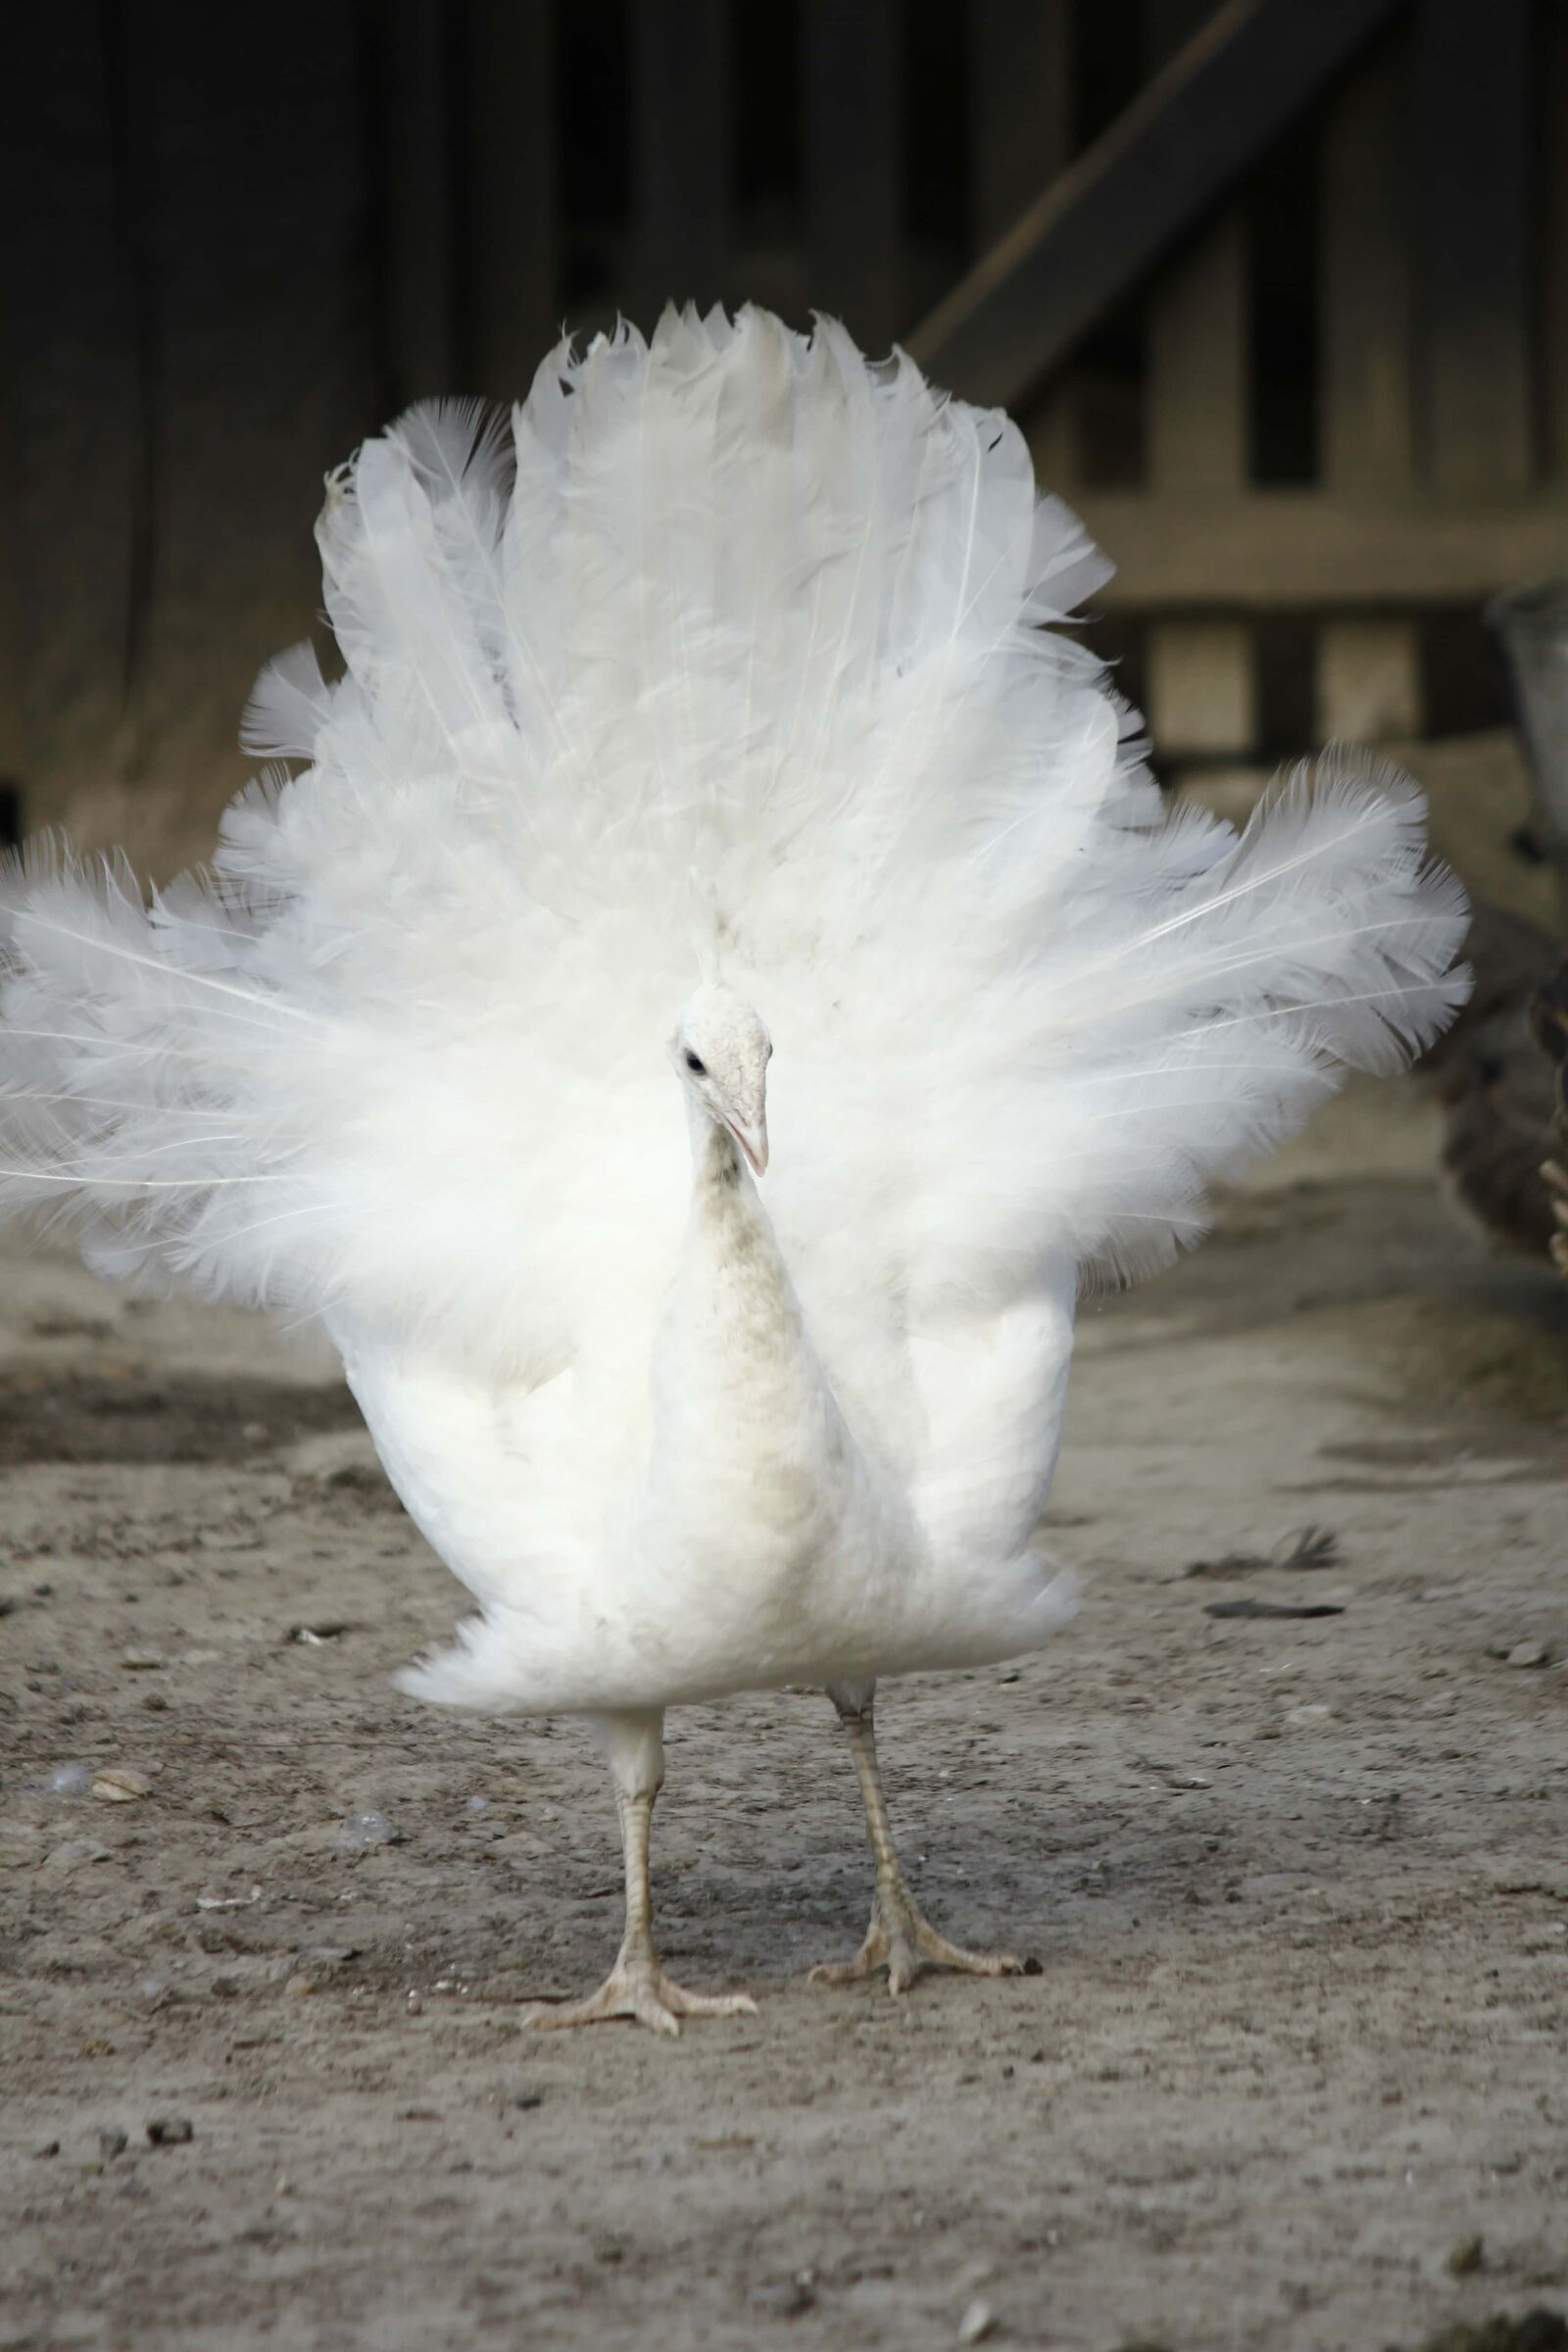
(632, 0, 730, 317)
(804, 0, 900, 351)
(969, 2, 1077, 485)
(1146, 1, 1247, 499)
(1145, 4, 1253, 760)
(1320, 37, 1421, 743)
(1415, 0, 1532, 494)
(1320, 36, 1412, 496)
(469, 0, 557, 400)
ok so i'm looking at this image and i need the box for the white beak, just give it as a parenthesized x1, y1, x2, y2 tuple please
(726, 1116, 769, 1177)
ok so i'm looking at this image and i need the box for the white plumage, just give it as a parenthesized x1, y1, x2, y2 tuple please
(0, 306, 1468, 2029)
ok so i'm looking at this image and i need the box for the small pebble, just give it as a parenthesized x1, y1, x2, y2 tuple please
(92, 1769, 152, 1803)
(120, 1650, 163, 1672)
(957, 2298, 998, 2345)
(1446, 2232, 1486, 2277)
(146, 2117, 194, 2147)
(335, 1810, 404, 1852)
(283, 1974, 318, 1999)
(1506, 1641, 1549, 1670)
(751, 2275, 816, 2317)
(406, 1989, 423, 2015)
(42, 1838, 113, 1874)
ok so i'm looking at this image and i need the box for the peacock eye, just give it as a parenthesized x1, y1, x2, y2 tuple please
(685, 1051, 707, 1075)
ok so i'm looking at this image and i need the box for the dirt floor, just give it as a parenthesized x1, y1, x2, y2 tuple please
(2, 1082, 1566, 2352)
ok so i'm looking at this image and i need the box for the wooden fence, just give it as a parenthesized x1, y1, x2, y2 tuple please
(3, 0, 1566, 870)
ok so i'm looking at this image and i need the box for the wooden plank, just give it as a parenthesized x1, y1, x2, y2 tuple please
(632, 0, 730, 315)
(1315, 618, 1422, 741)
(1069, 493, 1568, 609)
(469, 0, 557, 399)
(1145, 3, 1248, 497)
(909, 0, 1405, 408)
(804, 0, 900, 351)
(101, 4, 375, 875)
(969, 2, 1074, 481)
(1320, 37, 1413, 493)
(1544, 0, 1568, 482)
(968, 0, 1070, 248)
(1148, 619, 1256, 755)
(1415, 0, 1531, 493)
(380, 0, 458, 405)
(1147, 220, 1248, 494)
(0, 13, 137, 844)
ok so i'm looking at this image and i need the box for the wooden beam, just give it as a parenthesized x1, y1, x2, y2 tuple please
(1415, 0, 1532, 493)
(1071, 494, 1568, 609)
(908, 0, 1406, 408)
(1320, 36, 1413, 494)
(1145, 4, 1249, 499)
(632, 0, 730, 316)
(804, 0, 900, 351)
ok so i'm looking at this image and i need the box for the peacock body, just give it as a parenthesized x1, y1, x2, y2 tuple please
(0, 307, 1469, 2027)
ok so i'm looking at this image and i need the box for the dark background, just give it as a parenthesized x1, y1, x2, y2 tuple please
(1, 0, 1564, 876)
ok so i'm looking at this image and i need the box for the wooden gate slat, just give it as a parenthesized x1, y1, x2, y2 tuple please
(1416, 0, 1532, 494)
(1321, 36, 1413, 494)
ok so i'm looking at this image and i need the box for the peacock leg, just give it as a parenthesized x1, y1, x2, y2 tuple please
(809, 1685, 1025, 1994)
(524, 1708, 758, 2037)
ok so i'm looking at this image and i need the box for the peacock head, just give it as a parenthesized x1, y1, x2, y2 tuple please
(670, 982, 772, 1176)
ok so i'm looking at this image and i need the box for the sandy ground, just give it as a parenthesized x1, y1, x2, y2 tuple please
(2, 1084, 1566, 2352)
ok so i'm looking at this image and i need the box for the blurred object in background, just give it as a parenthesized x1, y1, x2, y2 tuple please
(2, 0, 1567, 878)
(1418, 901, 1568, 1280)
(1487, 579, 1568, 924)
(1533, 963, 1568, 1280)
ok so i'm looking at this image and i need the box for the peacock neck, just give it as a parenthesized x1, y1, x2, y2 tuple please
(686, 1102, 750, 1203)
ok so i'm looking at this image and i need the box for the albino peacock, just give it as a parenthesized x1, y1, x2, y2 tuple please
(0, 307, 1468, 2033)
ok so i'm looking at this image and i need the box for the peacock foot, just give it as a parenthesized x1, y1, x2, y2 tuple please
(523, 1945, 758, 2038)
(808, 1879, 1025, 1997)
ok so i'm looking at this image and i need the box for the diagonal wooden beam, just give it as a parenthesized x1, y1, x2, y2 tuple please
(909, 0, 1408, 408)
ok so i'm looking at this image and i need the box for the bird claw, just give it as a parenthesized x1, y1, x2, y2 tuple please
(809, 1886, 1025, 1996)
(523, 1948, 757, 2036)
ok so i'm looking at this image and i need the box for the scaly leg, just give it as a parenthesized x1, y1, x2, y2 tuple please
(809, 1684, 1025, 1995)
(525, 1709, 758, 2037)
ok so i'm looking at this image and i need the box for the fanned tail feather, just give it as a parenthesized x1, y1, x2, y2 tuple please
(0, 306, 1468, 1445)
